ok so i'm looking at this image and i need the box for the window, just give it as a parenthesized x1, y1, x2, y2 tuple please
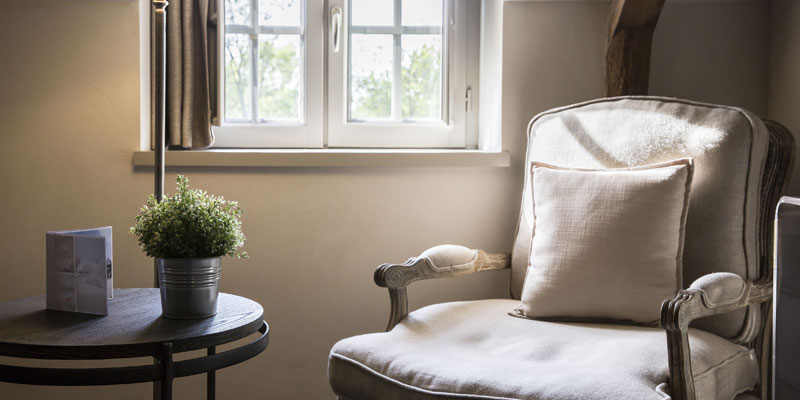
(349, 0, 444, 123)
(216, 0, 323, 147)
(215, 0, 476, 149)
(224, 0, 304, 123)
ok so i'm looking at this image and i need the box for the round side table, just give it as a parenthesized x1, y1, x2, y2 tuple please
(0, 288, 268, 400)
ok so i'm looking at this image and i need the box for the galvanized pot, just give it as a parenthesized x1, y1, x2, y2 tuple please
(157, 257, 221, 319)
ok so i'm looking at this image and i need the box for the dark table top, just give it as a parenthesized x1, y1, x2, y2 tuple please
(0, 288, 264, 359)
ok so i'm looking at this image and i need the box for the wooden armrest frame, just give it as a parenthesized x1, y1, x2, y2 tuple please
(374, 251, 510, 331)
(660, 280, 772, 400)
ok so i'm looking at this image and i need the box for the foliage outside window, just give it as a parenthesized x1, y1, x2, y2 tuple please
(348, 0, 444, 123)
(217, 0, 473, 149)
(224, 0, 304, 123)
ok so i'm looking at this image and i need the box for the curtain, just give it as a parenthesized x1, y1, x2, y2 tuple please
(151, 0, 218, 149)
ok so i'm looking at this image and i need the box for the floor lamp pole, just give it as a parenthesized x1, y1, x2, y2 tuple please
(153, 0, 167, 203)
(153, 0, 168, 290)
(152, 2, 168, 398)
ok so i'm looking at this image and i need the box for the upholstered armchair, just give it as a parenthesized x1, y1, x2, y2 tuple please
(328, 97, 795, 400)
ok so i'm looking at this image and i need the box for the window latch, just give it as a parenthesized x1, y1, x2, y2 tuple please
(465, 87, 473, 112)
(331, 6, 343, 52)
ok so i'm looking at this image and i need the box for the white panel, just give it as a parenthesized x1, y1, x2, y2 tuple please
(478, 0, 502, 151)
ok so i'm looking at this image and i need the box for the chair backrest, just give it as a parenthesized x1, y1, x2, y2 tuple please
(511, 96, 793, 339)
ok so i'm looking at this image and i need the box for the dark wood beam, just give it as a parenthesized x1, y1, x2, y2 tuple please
(605, 0, 665, 97)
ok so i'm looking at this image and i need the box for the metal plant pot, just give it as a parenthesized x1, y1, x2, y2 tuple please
(157, 257, 221, 319)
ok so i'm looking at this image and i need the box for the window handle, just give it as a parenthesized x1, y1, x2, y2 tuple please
(331, 6, 342, 52)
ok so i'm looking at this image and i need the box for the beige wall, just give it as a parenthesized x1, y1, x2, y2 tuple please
(768, 0, 800, 195)
(0, 0, 773, 398)
(500, 0, 769, 176)
(502, 0, 607, 174)
(652, 0, 769, 116)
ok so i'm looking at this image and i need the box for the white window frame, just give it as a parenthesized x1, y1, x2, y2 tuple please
(213, 0, 475, 149)
(328, 0, 467, 148)
(213, 0, 324, 148)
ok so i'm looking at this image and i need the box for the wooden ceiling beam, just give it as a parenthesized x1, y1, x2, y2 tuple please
(605, 0, 666, 97)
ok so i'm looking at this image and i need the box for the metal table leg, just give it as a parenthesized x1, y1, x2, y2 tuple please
(207, 346, 216, 400)
(160, 343, 174, 400)
(153, 356, 161, 399)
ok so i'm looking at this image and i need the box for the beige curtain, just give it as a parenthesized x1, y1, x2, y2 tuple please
(151, 0, 218, 149)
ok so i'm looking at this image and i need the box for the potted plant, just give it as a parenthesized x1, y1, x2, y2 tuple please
(131, 175, 247, 319)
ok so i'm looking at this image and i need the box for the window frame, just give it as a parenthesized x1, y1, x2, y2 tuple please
(213, 0, 475, 149)
(328, 0, 468, 148)
(214, 0, 324, 148)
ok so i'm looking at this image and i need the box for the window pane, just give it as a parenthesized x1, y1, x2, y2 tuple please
(258, 34, 302, 121)
(350, 34, 393, 120)
(351, 0, 393, 26)
(402, 35, 441, 119)
(225, 34, 252, 121)
(225, 0, 250, 26)
(259, 0, 301, 26)
(402, 0, 442, 27)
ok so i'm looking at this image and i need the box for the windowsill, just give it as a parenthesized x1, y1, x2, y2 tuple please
(132, 149, 510, 168)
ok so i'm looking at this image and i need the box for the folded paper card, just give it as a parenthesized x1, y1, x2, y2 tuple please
(46, 227, 113, 315)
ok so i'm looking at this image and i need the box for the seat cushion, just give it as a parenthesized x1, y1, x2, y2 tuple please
(329, 300, 758, 400)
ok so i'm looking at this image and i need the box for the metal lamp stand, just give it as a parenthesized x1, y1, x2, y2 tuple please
(152, 2, 169, 399)
(152, 0, 167, 288)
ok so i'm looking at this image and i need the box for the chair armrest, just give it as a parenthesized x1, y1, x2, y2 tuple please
(374, 245, 510, 331)
(374, 245, 510, 289)
(659, 274, 772, 400)
(661, 274, 772, 331)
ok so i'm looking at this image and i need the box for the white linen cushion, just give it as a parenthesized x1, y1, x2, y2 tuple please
(328, 299, 759, 400)
(519, 159, 693, 324)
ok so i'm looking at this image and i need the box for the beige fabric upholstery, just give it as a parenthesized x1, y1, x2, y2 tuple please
(520, 160, 693, 324)
(512, 97, 770, 338)
(420, 245, 478, 270)
(329, 300, 758, 400)
(689, 273, 747, 306)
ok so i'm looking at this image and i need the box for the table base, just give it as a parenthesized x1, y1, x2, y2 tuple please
(0, 321, 268, 400)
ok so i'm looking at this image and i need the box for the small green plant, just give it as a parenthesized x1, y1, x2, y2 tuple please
(130, 175, 248, 259)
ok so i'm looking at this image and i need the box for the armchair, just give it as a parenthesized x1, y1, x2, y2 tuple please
(329, 97, 795, 400)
